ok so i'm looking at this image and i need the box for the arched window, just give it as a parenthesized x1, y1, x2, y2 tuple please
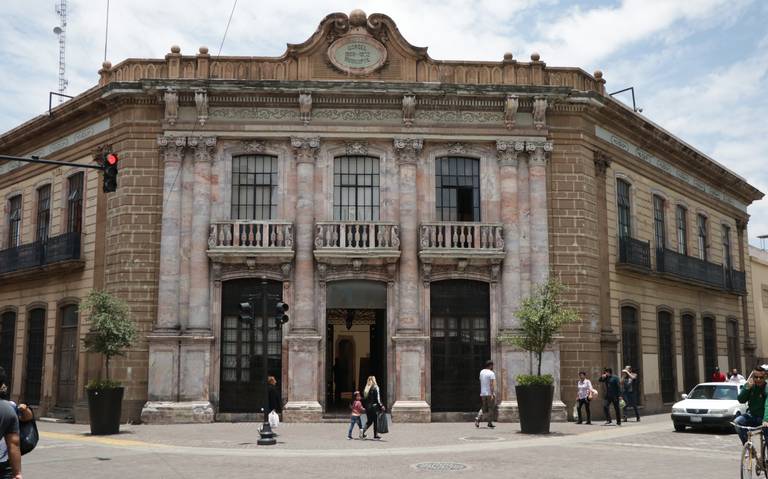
(621, 305, 640, 374)
(657, 310, 675, 403)
(231, 155, 278, 220)
(0, 311, 16, 390)
(702, 316, 717, 378)
(435, 157, 480, 221)
(333, 156, 380, 221)
(681, 313, 698, 392)
(727, 319, 739, 372)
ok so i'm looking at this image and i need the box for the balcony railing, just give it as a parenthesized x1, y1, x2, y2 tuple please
(617, 236, 651, 269)
(208, 221, 293, 249)
(727, 269, 747, 295)
(0, 232, 81, 275)
(420, 222, 504, 251)
(656, 248, 725, 290)
(314, 221, 399, 250)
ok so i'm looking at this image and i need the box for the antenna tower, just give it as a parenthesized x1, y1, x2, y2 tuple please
(54, 0, 68, 102)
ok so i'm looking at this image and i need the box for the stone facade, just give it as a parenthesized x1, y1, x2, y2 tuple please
(750, 246, 768, 363)
(0, 10, 762, 424)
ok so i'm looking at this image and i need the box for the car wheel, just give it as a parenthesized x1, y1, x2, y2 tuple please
(673, 423, 686, 432)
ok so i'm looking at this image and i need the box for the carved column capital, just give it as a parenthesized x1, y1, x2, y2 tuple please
(157, 135, 186, 164)
(594, 150, 612, 177)
(188, 136, 217, 163)
(291, 137, 321, 164)
(529, 140, 553, 165)
(393, 138, 423, 165)
(496, 140, 520, 168)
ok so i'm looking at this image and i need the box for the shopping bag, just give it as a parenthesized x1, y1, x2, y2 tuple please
(572, 403, 578, 419)
(376, 412, 390, 434)
(268, 410, 280, 429)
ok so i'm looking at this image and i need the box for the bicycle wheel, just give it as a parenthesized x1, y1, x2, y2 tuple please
(743, 442, 755, 479)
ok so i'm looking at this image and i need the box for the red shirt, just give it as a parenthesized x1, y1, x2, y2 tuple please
(351, 400, 365, 416)
(712, 372, 727, 382)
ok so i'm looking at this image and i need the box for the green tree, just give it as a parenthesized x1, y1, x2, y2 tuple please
(500, 279, 580, 382)
(81, 290, 137, 388)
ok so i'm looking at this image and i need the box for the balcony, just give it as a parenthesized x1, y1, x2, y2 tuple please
(207, 221, 294, 264)
(314, 221, 400, 265)
(656, 248, 726, 290)
(617, 236, 651, 270)
(0, 232, 83, 280)
(419, 222, 505, 265)
(726, 269, 747, 295)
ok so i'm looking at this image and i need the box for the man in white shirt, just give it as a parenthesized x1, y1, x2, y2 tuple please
(474, 360, 497, 429)
(728, 368, 746, 384)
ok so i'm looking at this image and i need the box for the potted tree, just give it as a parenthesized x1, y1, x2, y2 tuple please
(81, 290, 137, 435)
(500, 279, 579, 434)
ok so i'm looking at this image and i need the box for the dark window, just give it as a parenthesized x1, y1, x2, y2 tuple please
(681, 314, 698, 393)
(8, 195, 22, 248)
(621, 306, 640, 379)
(697, 214, 708, 261)
(653, 195, 666, 251)
(55, 304, 79, 408)
(702, 316, 717, 379)
(0, 311, 16, 391)
(722, 225, 732, 270)
(676, 206, 687, 255)
(333, 156, 380, 221)
(727, 319, 739, 372)
(67, 173, 84, 233)
(658, 310, 675, 403)
(231, 155, 278, 220)
(617, 180, 631, 238)
(435, 157, 481, 222)
(36, 185, 51, 242)
(24, 308, 46, 405)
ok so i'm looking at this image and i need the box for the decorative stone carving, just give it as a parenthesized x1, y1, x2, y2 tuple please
(529, 140, 553, 165)
(291, 137, 320, 164)
(241, 140, 266, 153)
(494, 226, 504, 249)
(352, 259, 362, 271)
(188, 136, 217, 163)
(447, 142, 466, 154)
(207, 225, 217, 249)
(594, 151, 612, 177)
(157, 135, 186, 163)
(345, 141, 368, 155)
(393, 138, 423, 165)
(496, 140, 519, 167)
(490, 262, 501, 282)
(421, 262, 432, 285)
(504, 95, 519, 129)
(316, 262, 328, 280)
(163, 89, 178, 125)
(386, 263, 397, 282)
(299, 92, 312, 125)
(194, 89, 208, 126)
(533, 97, 547, 129)
(211, 262, 222, 282)
(281, 262, 292, 280)
(457, 260, 468, 273)
(414, 110, 503, 124)
(402, 94, 416, 127)
(327, 29, 388, 75)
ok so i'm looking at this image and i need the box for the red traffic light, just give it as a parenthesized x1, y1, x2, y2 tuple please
(105, 153, 119, 166)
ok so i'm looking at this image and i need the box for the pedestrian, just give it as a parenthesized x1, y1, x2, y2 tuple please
(0, 367, 22, 479)
(711, 367, 726, 382)
(728, 368, 746, 384)
(347, 391, 365, 440)
(736, 366, 767, 444)
(474, 360, 497, 428)
(361, 376, 383, 439)
(599, 367, 622, 426)
(621, 366, 640, 422)
(576, 371, 593, 425)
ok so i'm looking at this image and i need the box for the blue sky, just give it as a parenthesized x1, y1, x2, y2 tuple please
(1, 0, 767, 243)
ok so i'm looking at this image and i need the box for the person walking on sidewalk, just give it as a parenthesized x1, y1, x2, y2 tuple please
(576, 371, 593, 424)
(347, 391, 365, 440)
(361, 376, 384, 440)
(474, 360, 497, 429)
(599, 367, 621, 426)
(736, 366, 767, 444)
(621, 366, 640, 422)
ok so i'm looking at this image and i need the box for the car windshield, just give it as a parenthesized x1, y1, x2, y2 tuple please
(688, 385, 738, 400)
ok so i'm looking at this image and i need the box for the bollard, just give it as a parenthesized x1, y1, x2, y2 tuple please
(257, 408, 277, 446)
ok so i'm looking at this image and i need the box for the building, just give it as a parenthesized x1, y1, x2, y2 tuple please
(750, 246, 768, 363)
(0, 10, 762, 423)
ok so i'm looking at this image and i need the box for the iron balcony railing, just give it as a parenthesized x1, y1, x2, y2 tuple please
(727, 269, 747, 295)
(314, 221, 400, 250)
(617, 236, 651, 269)
(0, 232, 81, 275)
(655, 248, 725, 290)
(208, 221, 293, 249)
(420, 222, 504, 251)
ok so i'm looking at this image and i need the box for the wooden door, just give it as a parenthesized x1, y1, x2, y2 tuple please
(56, 305, 78, 408)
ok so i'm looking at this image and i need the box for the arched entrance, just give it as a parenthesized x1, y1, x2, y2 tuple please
(430, 280, 490, 412)
(220, 279, 283, 413)
(325, 280, 387, 412)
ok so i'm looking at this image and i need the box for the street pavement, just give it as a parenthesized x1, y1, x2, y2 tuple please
(22, 413, 739, 478)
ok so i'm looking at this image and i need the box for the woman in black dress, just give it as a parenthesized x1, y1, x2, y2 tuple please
(361, 375, 384, 439)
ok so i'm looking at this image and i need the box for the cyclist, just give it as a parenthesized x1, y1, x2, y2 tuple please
(736, 365, 768, 445)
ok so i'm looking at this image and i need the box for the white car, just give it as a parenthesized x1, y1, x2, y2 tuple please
(670, 382, 748, 431)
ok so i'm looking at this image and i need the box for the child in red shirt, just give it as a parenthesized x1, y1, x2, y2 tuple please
(348, 391, 365, 439)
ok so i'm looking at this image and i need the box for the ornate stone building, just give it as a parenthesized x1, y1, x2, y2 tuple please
(0, 10, 762, 423)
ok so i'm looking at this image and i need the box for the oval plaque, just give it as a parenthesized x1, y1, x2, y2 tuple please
(327, 35, 387, 75)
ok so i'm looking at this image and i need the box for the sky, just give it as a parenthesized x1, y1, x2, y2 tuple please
(1, 0, 767, 244)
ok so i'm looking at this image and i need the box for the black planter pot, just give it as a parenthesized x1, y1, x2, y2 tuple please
(515, 384, 554, 434)
(87, 387, 124, 435)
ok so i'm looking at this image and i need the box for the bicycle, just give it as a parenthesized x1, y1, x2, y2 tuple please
(733, 422, 767, 479)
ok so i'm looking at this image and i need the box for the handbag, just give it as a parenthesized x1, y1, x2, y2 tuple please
(19, 409, 39, 455)
(376, 412, 390, 434)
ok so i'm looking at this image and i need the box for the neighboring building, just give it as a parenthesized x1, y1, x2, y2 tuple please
(0, 10, 762, 423)
(750, 246, 768, 363)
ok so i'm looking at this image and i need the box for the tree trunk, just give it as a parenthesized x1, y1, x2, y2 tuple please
(537, 351, 542, 376)
(106, 356, 110, 382)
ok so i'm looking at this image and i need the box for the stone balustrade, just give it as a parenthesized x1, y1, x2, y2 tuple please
(208, 221, 294, 250)
(314, 221, 400, 250)
(420, 222, 504, 251)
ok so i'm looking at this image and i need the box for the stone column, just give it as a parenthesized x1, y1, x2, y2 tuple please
(737, 218, 755, 368)
(528, 140, 552, 285)
(496, 140, 522, 329)
(391, 138, 430, 422)
(283, 137, 323, 421)
(187, 136, 216, 331)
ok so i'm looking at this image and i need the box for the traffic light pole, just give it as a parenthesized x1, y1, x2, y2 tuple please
(0, 154, 105, 170)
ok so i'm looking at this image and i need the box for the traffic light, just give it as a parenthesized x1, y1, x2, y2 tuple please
(101, 152, 119, 193)
(238, 302, 253, 322)
(275, 301, 289, 326)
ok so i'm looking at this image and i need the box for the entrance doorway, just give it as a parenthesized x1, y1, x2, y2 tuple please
(55, 304, 78, 409)
(325, 280, 387, 413)
(430, 280, 490, 412)
(220, 279, 283, 413)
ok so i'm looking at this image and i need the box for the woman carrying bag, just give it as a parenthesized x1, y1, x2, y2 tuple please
(361, 376, 384, 440)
